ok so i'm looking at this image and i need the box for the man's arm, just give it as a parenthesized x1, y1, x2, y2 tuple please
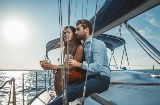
(81, 41, 106, 72)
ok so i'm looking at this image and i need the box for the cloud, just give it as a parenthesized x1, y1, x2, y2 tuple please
(47, 6, 58, 14)
(138, 27, 150, 36)
(148, 18, 160, 28)
(143, 11, 160, 28)
(129, 48, 141, 54)
(137, 27, 159, 39)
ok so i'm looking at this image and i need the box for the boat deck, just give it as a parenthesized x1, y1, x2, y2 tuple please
(84, 71, 160, 105)
(28, 71, 160, 105)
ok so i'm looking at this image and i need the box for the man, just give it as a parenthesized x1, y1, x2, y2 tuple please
(48, 19, 110, 105)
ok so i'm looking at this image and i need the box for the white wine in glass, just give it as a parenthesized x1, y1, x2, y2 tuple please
(39, 55, 47, 65)
(39, 55, 48, 74)
(64, 54, 73, 63)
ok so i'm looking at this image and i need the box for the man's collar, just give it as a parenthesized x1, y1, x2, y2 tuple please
(83, 36, 92, 46)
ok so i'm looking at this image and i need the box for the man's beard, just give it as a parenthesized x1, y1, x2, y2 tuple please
(76, 34, 82, 39)
(76, 32, 85, 40)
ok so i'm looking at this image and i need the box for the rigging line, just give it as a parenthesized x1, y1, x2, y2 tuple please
(128, 26, 160, 61)
(58, 0, 63, 66)
(127, 23, 160, 58)
(124, 45, 130, 70)
(126, 24, 160, 61)
(130, 30, 160, 64)
(74, 1, 77, 26)
(105, 32, 129, 70)
(110, 82, 160, 86)
(86, 0, 88, 18)
(58, 0, 66, 103)
(71, 0, 72, 6)
(62, 0, 71, 105)
(58, 0, 62, 64)
(120, 46, 125, 69)
(60, 21, 64, 96)
(108, 51, 114, 66)
(127, 27, 160, 64)
(82, 0, 83, 19)
(116, 24, 122, 37)
(112, 53, 118, 69)
(81, 0, 99, 104)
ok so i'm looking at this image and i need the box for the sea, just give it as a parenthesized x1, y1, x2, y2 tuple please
(0, 70, 54, 105)
(0, 69, 160, 105)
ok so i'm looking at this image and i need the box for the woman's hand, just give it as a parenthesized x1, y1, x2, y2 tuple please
(40, 60, 57, 70)
(69, 59, 82, 68)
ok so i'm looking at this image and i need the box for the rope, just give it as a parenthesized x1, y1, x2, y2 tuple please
(80, 0, 99, 104)
(57, 0, 67, 104)
(112, 53, 118, 69)
(128, 25, 160, 61)
(86, 0, 88, 18)
(119, 45, 130, 70)
(125, 23, 160, 64)
(124, 45, 130, 70)
(109, 50, 118, 69)
(120, 46, 125, 69)
(82, 0, 83, 19)
(74, 1, 77, 26)
(116, 24, 122, 37)
(110, 82, 160, 86)
(62, 0, 71, 104)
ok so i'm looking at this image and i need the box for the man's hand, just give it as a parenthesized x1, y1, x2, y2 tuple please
(69, 59, 82, 68)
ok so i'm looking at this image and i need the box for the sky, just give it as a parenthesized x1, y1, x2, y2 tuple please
(0, 0, 159, 70)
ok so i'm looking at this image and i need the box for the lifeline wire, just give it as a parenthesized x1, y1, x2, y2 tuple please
(80, 0, 99, 104)
(58, 0, 67, 105)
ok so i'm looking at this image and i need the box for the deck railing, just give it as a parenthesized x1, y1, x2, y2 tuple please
(0, 71, 54, 105)
(0, 77, 16, 105)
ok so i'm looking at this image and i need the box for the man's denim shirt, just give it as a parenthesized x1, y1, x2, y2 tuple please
(82, 36, 111, 78)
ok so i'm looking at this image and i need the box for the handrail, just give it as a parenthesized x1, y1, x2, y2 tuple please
(0, 77, 16, 105)
(0, 78, 14, 89)
(0, 71, 54, 105)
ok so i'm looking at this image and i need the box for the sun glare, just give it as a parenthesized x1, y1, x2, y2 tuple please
(2, 19, 27, 42)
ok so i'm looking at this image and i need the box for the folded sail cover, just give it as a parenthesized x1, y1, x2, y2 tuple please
(91, 0, 160, 36)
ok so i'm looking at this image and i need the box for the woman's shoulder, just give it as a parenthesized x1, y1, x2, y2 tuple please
(76, 43, 83, 49)
(75, 43, 84, 53)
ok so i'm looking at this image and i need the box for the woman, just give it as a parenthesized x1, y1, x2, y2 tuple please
(40, 26, 86, 95)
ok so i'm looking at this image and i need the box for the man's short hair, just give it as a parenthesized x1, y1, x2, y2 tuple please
(76, 19, 92, 35)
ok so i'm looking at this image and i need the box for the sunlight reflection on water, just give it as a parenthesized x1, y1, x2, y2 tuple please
(0, 70, 53, 105)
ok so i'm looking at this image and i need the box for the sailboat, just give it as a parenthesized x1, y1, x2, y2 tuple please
(1, 0, 160, 105)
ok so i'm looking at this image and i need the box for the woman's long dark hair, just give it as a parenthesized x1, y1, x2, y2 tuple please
(63, 26, 81, 46)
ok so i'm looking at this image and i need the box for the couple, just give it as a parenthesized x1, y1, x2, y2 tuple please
(40, 19, 111, 105)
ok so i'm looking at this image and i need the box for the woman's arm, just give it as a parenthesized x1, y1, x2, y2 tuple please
(40, 45, 84, 71)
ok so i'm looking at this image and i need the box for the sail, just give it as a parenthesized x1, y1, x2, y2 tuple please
(91, 0, 160, 36)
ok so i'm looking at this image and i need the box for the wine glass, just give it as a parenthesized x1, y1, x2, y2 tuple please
(39, 55, 47, 74)
(39, 55, 47, 65)
(64, 54, 73, 64)
(64, 54, 73, 83)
